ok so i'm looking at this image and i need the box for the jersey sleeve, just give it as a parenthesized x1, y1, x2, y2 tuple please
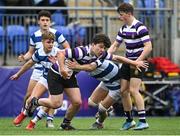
(55, 31, 66, 44)
(29, 34, 36, 47)
(116, 27, 123, 44)
(137, 25, 151, 44)
(65, 46, 87, 60)
(31, 50, 40, 63)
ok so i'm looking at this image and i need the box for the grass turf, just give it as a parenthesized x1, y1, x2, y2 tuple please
(0, 117, 180, 135)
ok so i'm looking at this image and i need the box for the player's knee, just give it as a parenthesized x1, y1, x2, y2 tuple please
(24, 94, 31, 101)
(53, 103, 62, 109)
(120, 90, 130, 97)
(51, 100, 62, 109)
(88, 98, 98, 107)
(72, 99, 82, 107)
(98, 103, 107, 113)
(73, 101, 82, 107)
(129, 86, 140, 95)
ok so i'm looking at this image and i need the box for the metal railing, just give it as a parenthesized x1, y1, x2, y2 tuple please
(0, 6, 176, 66)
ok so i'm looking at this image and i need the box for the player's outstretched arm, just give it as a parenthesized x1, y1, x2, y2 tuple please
(112, 55, 148, 71)
(67, 59, 97, 72)
(18, 46, 35, 62)
(10, 59, 35, 80)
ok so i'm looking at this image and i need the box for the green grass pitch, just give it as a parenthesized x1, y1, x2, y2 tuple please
(0, 117, 180, 135)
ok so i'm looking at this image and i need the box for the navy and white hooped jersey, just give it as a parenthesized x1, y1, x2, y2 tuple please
(90, 59, 120, 82)
(90, 59, 121, 91)
(32, 46, 60, 79)
(30, 28, 66, 70)
(116, 19, 151, 60)
(30, 28, 66, 49)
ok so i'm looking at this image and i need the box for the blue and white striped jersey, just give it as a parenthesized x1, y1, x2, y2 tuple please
(116, 19, 151, 60)
(30, 28, 66, 70)
(30, 28, 66, 49)
(91, 59, 120, 82)
(32, 46, 60, 79)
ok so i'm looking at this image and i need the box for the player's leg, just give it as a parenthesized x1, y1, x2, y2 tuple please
(26, 107, 48, 131)
(60, 87, 82, 130)
(22, 69, 42, 110)
(27, 77, 48, 103)
(88, 82, 109, 107)
(129, 78, 149, 130)
(88, 82, 109, 124)
(88, 82, 108, 108)
(36, 68, 65, 109)
(33, 68, 64, 109)
(37, 94, 63, 108)
(46, 108, 55, 128)
(26, 73, 64, 130)
(120, 64, 136, 130)
(91, 83, 120, 129)
(13, 79, 37, 127)
(25, 81, 48, 130)
(91, 95, 115, 129)
(121, 79, 135, 125)
(26, 94, 64, 130)
(23, 80, 37, 110)
(25, 81, 47, 115)
(25, 75, 50, 116)
(120, 79, 136, 130)
(45, 91, 56, 128)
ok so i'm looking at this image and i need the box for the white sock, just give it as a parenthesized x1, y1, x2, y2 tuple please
(32, 109, 47, 123)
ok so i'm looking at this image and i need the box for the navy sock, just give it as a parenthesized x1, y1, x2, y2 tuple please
(63, 118, 71, 124)
(124, 111, 133, 122)
(138, 110, 146, 123)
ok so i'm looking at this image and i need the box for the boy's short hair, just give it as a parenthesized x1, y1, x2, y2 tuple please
(38, 10, 51, 20)
(92, 33, 111, 48)
(117, 3, 134, 14)
(42, 31, 55, 41)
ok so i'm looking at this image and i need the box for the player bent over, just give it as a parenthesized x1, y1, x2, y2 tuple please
(66, 55, 147, 129)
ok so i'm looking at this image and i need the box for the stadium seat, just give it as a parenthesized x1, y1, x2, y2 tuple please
(0, 15, 2, 26)
(0, 26, 6, 54)
(52, 11, 66, 26)
(0, 1, 5, 25)
(53, 25, 71, 42)
(69, 24, 87, 47)
(79, 27, 87, 41)
(7, 25, 26, 41)
(28, 25, 39, 36)
(13, 35, 28, 55)
(6, 25, 28, 54)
